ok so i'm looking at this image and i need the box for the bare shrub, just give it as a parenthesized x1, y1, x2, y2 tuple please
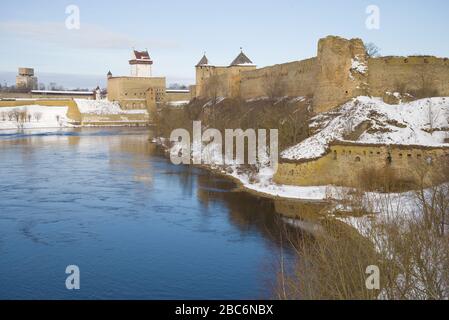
(365, 42, 381, 58)
(357, 166, 414, 193)
(276, 165, 449, 300)
(276, 218, 379, 300)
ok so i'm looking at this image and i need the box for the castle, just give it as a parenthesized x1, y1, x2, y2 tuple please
(107, 50, 191, 113)
(192, 36, 449, 114)
(191, 36, 449, 189)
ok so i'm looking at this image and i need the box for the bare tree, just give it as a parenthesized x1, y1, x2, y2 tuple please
(365, 42, 381, 57)
(281, 105, 310, 146)
(263, 72, 285, 102)
(34, 112, 42, 122)
(204, 74, 223, 127)
(204, 74, 222, 105)
(9, 108, 27, 129)
(427, 100, 441, 135)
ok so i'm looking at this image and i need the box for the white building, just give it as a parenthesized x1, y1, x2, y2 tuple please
(129, 50, 153, 77)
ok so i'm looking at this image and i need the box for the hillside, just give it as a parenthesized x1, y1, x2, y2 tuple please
(282, 96, 449, 161)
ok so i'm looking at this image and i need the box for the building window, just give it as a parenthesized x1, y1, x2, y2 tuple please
(355, 156, 361, 162)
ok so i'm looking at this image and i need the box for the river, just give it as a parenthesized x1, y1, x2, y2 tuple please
(0, 128, 322, 299)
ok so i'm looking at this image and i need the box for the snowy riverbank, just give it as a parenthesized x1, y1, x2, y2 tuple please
(0, 105, 71, 130)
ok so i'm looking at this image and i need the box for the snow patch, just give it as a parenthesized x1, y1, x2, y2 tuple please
(75, 99, 148, 115)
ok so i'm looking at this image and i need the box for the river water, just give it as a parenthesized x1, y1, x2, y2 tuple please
(0, 128, 314, 300)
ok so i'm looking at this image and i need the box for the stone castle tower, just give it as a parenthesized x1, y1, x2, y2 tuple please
(313, 36, 369, 113)
(195, 50, 256, 98)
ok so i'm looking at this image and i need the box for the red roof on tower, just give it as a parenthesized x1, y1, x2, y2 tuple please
(129, 49, 153, 65)
(134, 50, 151, 60)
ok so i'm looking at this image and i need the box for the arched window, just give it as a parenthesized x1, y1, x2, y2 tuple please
(355, 156, 361, 162)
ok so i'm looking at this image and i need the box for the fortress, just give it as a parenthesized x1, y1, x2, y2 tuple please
(107, 50, 191, 113)
(191, 35, 449, 189)
(192, 36, 449, 113)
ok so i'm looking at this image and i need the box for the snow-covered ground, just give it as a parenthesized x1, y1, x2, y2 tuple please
(0, 105, 70, 130)
(282, 96, 449, 161)
(74, 99, 148, 115)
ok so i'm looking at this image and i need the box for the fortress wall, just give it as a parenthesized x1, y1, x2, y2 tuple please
(274, 143, 449, 187)
(239, 58, 318, 99)
(195, 66, 235, 98)
(313, 37, 368, 113)
(195, 36, 449, 112)
(368, 56, 449, 97)
(107, 77, 166, 109)
(165, 91, 191, 102)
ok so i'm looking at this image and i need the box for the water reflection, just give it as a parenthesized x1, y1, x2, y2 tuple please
(0, 127, 345, 299)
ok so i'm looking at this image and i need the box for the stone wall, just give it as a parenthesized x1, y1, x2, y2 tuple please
(165, 90, 191, 102)
(195, 36, 369, 113)
(274, 142, 449, 188)
(312, 36, 368, 113)
(107, 76, 166, 110)
(195, 35, 449, 114)
(239, 58, 317, 99)
(368, 56, 449, 97)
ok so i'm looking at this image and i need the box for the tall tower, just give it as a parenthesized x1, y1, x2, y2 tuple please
(195, 53, 213, 98)
(16, 67, 38, 91)
(129, 49, 153, 77)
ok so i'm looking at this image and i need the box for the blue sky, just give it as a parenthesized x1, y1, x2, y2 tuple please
(0, 0, 448, 88)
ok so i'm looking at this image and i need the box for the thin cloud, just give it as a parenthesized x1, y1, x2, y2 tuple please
(0, 21, 179, 50)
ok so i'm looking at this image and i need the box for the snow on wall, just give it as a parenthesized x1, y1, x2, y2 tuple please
(75, 99, 148, 115)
